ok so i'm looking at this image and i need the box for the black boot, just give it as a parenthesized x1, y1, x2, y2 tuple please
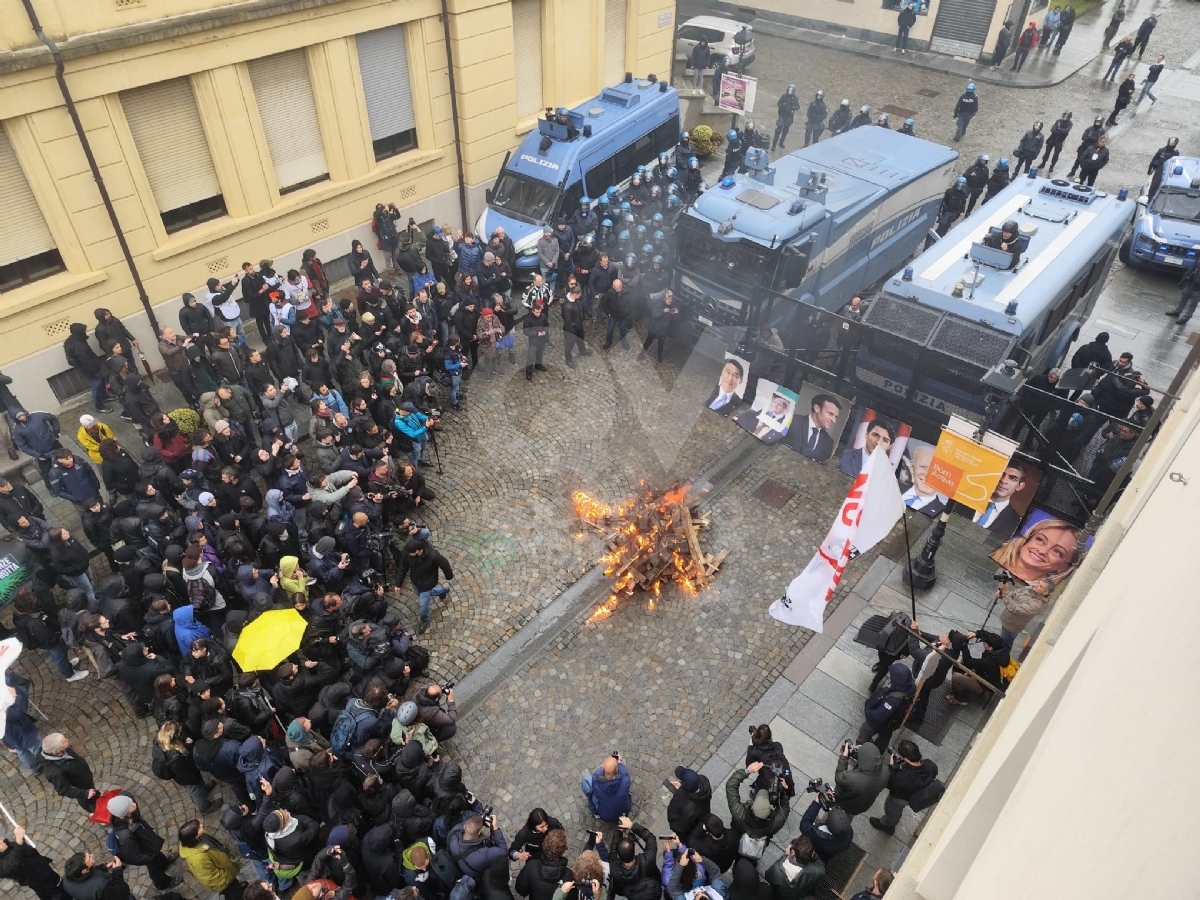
(525, 366, 533, 381)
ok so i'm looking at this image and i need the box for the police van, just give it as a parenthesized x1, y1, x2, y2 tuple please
(672, 129, 958, 340)
(475, 75, 680, 280)
(1122, 156, 1200, 272)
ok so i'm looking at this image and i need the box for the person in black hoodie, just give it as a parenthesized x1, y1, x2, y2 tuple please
(726, 858, 772, 900)
(481, 855, 517, 900)
(515, 828, 572, 900)
(869, 739, 938, 835)
(666, 766, 712, 839)
(105, 793, 181, 890)
(798, 802, 853, 862)
(118, 642, 173, 718)
(609, 817, 661, 900)
(392, 788, 437, 847)
(945, 630, 1010, 704)
(687, 815, 736, 874)
(13, 587, 87, 681)
(99, 439, 140, 501)
(94, 309, 139, 368)
(0, 476, 45, 527)
(395, 537, 454, 635)
(0, 826, 72, 900)
(745, 723, 796, 804)
(64, 322, 110, 411)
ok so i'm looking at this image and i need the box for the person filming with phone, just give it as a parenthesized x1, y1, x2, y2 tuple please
(580, 751, 631, 823)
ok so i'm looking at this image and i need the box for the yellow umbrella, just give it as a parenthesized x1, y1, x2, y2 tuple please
(232, 608, 308, 672)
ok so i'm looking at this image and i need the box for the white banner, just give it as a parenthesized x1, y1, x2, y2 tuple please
(0, 637, 24, 740)
(770, 447, 904, 632)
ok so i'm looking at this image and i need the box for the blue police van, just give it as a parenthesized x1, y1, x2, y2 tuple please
(854, 174, 1135, 422)
(672, 129, 958, 340)
(475, 76, 680, 280)
(1122, 156, 1200, 271)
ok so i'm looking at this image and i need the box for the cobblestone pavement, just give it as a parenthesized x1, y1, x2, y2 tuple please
(4, 8, 1200, 894)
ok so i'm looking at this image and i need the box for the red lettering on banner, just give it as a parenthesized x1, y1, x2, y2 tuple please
(822, 539, 854, 602)
(842, 474, 868, 526)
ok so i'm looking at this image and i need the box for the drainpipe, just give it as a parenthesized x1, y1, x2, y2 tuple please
(439, 0, 472, 231)
(19, 0, 160, 335)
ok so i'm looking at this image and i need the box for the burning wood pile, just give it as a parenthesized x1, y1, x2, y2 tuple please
(572, 483, 729, 620)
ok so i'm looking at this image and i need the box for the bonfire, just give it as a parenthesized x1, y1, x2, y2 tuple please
(573, 483, 729, 620)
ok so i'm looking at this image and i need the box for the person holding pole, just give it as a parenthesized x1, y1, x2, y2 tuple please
(942, 630, 1010, 705)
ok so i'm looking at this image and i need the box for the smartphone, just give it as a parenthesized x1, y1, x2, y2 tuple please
(657, 835, 675, 842)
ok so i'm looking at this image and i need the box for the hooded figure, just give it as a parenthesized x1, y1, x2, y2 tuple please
(858, 661, 916, 749)
(172, 604, 211, 653)
(833, 743, 890, 815)
(667, 767, 712, 838)
(727, 858, 772, 900)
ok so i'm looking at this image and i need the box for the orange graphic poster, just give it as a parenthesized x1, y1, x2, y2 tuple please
(928, 429, 1013, 513)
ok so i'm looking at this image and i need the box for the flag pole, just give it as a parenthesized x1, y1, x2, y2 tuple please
(901, 511, 918, 621)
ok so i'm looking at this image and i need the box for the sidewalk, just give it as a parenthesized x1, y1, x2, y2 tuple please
(742, 0, 1125, 89)
(640, 516, 1014, 897)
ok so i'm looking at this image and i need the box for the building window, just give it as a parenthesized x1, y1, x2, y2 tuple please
(512, 0, 544, 118)
(248, 50, 330, 192)
(0, 127, 64, 290)
(882, 0, 930, 14)
(604, 0, 628, 85)
(0, 249, 65, 293)
(120, 77, 226, 233)
(356, 25, 419, 163)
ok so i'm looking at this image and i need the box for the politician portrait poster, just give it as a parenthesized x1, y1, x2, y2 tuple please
(735, 380, 799, 445)
(837, 407, 912, 476)
(967, 459, 1043, 539)
(897, 439, 949, 517)
(781, 385, 852, 463)
(705, 353, 751, 417)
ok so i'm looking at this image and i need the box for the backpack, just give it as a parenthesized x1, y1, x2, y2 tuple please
(449, 875, 476, 900)
(738, 832, 767, 860)
(105, 830, 121, 856)
(330, 701, 377, 754)
(430, 849, 462, 889)
(908, 778, 945, 812)
(999, 657, 1021, 686)
(403, 642, 431, 676)
(188, 577, 216, 611)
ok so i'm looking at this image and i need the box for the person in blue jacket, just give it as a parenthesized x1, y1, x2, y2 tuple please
(2, 669, 43, 772)
(172, 605, 211, 656)
(581, 753, 632, 822)
(393, 402, 431, 468)
(47, 449, 102, 509)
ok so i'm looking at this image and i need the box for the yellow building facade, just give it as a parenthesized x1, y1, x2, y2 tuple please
(0, 0, 675, 410)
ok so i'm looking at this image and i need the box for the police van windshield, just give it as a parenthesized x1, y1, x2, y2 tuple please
(677, 217, 774, 291)
(1150, 188, 1200, 221)
(491, 171, 560, 223)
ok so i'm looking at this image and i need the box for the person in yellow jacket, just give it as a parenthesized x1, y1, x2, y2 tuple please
(75, 414, 115, 465)
(177, 819, 243, 898)
(279, 555, 312, 596)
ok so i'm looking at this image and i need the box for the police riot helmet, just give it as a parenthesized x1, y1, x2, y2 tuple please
(966, 82, 976, 92)
(877, 113, 889, 125)
(580, 234, 594, 246)
(726, 129, 740, 142)
(688, 156, 699, 169)
(977, 153, 989, 164)
(617, 229, 631, 242)
(997, 157, 1010, 170)
(623, 212, 636, 226)
(680, 131, 690, 142)
(1094, 116, 1104, 127)
(788, 84, 797, 94)
(668, 195, 681, 209)
(955, 176, 967, 188)
(631, 173, 642, 186)
(840, 99, 850, 107)
(1062, 111, 1072, 120)
(658, 152, 669, 166)
(745, 121, 755, 132)
(636, 165, 647, 176)
(650, 185, 661, 197)
(666, 166, 678, 180)
(635, 224, 647, 239)
(904, 118, 915, 128)
(1002, 219, 1018, 235)
(1033, 121, 1044, 133)
(652, 255, 664, 265)
(814, 89, 822, 99)
(860, 105, 870, 115)
(666, 184, 679, 196)
(620, 201, 631, 213)
(653, 230, 665, 242)
(625, 252, 637, 267)
(397, 701, 419, 727)
(641, 243, 655, 257)
(651, 213, 664, 225)
(600, 218, 613, 229)
(580, 196, 591, 208)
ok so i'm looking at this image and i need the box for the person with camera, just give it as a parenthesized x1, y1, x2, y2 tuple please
(798, 801, 853, 863)
(447, 813, 508, 880)
(764, 835, 823, 900)
(833, 741, 890, 817)
(414, 682, 458, 741)
(725, 761, 789, 848)
(609, 816, 660, 900)
(581, 752, 631, 823)
(869, 740, 939, 836)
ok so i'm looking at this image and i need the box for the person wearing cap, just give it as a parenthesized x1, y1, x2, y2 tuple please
(523, 301, 551, 381)
(537, 226, 560, 283)
(74, 414, 114, 465)
(726, 762, 789, 842)
(13, 588, 88, 683)
(10, 407, 63, 487)
(105, 792, 183, 891)
(426, 224, 452, 283)
(667, 766, 712, 838)
(478, 250, 512, 300)
(208, 274, 247, 347)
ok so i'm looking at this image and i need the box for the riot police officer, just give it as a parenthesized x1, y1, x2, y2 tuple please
(722, 128, 744, 178)
(984, 158, 1011, 203)
(876, 113, 891, 129)
(829, 99, 853, 135)
(568, 197, 598, 240)
(850, 104, 872, 129)
(803, 90, 827, 147)
(1013, 122, 1045, 177)
(899, 117, 916, 136)
(683, 156, 705, 202)
(773, 84, 801, 150)
(1067, 117, 1105, 179)
(952, 82, 979, 142)
(964, 154, 990, 215)
(935, 177, 968, 237)
(1040, 111, 1073, 173)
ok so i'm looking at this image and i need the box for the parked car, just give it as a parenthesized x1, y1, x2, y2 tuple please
(1121, 156, 1200, 271)
(676, 17, 755, 71)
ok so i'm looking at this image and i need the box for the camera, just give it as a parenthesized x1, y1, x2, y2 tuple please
(765, 761, 788, 808)
(443, 681, 456, 691)
(805, 777, 835, 812)
(366, 531, 399, 552)
(841, 740, 858, 760)
(480, 804, 493, 826)
(993, 571, 1014, 584)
